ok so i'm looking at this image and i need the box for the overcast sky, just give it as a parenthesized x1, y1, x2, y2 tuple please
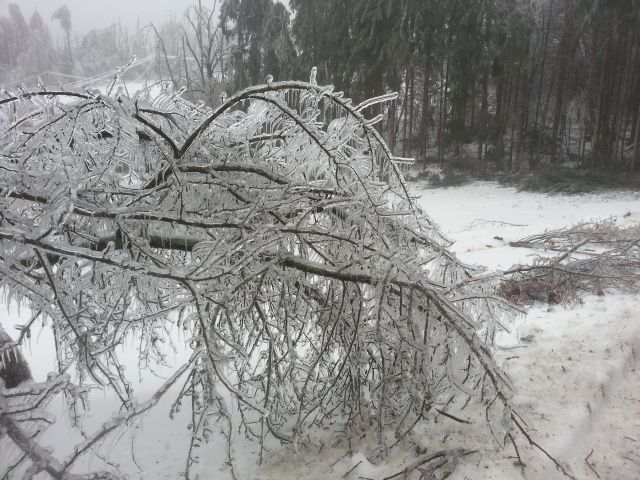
(0, 0, 201, 38)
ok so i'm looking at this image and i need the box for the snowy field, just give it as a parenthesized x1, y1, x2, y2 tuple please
(414, 182, 640, 480)
(3, 181, 640, 479)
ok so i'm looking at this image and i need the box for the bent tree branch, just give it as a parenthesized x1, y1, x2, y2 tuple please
(0, 80, 549, 478)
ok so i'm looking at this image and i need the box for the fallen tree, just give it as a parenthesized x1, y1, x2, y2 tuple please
(0, 74, 567, 478)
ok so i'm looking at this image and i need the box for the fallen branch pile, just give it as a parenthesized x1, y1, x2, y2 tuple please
(503, 219, 640, 305)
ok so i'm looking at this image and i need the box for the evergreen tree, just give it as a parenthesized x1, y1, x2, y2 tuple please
(221, 0, 296, 91)
(22, 11, 55, 77)
(52, 4, 73, 72)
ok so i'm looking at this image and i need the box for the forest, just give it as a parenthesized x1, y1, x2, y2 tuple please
(2, 0, 640, 176)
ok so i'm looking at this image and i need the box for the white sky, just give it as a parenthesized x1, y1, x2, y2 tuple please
(0, 0, 202, 40)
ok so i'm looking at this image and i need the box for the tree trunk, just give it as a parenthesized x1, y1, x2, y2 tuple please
(550, 1, 577, 164)
(633, 102, 640, 171)
(408, 67, 415, 156)
(402, 70, 410, 156)
(477, 73, 488, 170)
(420, 60, 431, 157)
(532, 0, 553, 161)
(438, 57, 449, 164)
(0, 324, 33, 389)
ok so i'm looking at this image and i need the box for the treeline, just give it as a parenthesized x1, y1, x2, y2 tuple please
(2, 0, 639, 171)
(209, 0, 640, 171)
(0, 3, 139, 86)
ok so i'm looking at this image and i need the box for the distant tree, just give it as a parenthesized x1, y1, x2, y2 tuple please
(77, 24, 130, 77)
(220, 0, 296, 91)
(0, 3, 29, 69)
(150, 0, 227, 106)
(289, 0, 352, 92)
(260, 2, 295, 83)
(0, 5, 57, 83)
(27, 10, 46, 35)
(52, 4, 73, 72)
(288, 0, 640, 174)
(7, 3, 27, 42)
(181, 0, 226, 104)
(18, 11, 55, 77)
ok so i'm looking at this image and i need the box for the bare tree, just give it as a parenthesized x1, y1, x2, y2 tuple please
(52, 5, 73, 72)
(151, 0, 226, 106)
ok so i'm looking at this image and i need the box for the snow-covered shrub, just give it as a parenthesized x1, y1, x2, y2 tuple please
(0, 79, 516, 476)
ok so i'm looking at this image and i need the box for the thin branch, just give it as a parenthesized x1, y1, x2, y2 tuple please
(60, 361, 192, 473)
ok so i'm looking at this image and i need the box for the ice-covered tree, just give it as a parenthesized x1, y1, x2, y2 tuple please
(0, 3, 30, 71)
(52, 4, 73, 72)
(0, 76, 540, 478)
(150, 0, 227, 107)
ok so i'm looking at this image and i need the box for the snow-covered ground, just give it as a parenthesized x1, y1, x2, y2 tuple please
(3, 181, 640, 479)
(415, 181, 640, 269)
(415, 182, 640, 480)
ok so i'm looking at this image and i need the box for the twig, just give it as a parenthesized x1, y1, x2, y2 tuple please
(469, 219, 529, 228)
(380, 449, 476, 480)
(585, 449, 600, 478)
(435, 408, 472, 424)
(60, 361, 192, 473)
(0, 412, 119, 479)
(511, 414, 577, 480)
(507, 432, 526, 477)
(344, 460, 363, 478)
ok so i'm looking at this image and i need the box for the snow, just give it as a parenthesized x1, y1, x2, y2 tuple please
(3, 181, 640, 479)
(415, 181, 640, 269)
(416, 181, 640, 480)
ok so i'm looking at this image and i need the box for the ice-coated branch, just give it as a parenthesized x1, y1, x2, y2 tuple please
(60, 361, 191, 474)
(0, 77, 520, 478)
